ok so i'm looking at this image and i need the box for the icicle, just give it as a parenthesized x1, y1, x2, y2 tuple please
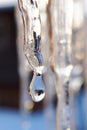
(18, 0, 45, 102)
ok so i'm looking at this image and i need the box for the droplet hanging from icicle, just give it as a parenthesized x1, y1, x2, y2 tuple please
(18, 0, 46, 102)
(29, 73, 45, 102)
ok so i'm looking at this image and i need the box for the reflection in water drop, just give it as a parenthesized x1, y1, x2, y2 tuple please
(29, 73, 45, 102)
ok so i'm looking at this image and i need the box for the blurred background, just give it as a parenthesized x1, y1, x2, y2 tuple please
(0, 0, 87, 130)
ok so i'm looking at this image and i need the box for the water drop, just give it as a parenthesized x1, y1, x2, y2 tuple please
(29, 73, 45, 102)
